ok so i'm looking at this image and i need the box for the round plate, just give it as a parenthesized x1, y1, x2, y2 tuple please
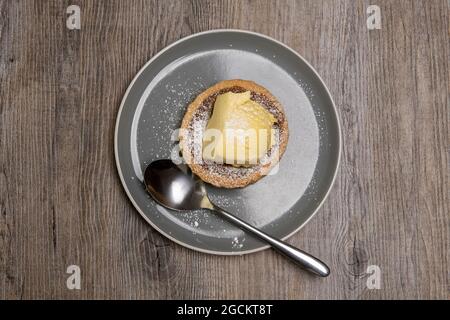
(115, 29, 341, 255)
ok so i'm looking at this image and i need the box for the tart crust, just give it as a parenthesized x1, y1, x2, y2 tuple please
(179, 79, 289, 188)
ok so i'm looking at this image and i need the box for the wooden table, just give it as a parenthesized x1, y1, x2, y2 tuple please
(0, 0, 448, 299)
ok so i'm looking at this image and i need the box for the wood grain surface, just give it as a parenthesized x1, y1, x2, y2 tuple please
(0, 0, 448, 299)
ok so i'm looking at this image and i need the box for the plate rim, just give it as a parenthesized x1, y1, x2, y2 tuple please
(114, 28, 342, 255)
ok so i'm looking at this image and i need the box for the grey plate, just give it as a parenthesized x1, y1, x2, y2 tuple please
(115, 30, 341, 255)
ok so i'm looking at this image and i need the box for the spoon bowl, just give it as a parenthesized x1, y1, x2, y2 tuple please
(144, 160, 210, 211)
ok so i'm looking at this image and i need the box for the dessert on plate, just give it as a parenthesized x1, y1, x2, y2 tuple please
(180, 79, 289, 188)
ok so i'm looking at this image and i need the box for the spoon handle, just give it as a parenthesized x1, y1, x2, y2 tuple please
(211, 204, 330, 277)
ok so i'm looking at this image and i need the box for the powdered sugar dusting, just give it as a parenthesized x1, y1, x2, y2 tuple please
(232, 236, 245, 249)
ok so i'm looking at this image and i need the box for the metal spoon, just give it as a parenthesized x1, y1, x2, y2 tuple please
(144, 159, 330, 277)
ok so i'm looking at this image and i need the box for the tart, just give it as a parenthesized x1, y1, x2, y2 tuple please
(179, 79, 289, 188)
